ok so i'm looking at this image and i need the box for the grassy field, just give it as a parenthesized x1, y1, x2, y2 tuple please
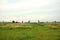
(0, 22, 60, 40)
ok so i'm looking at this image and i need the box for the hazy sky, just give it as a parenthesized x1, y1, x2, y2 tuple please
(0, 0, 60, 22)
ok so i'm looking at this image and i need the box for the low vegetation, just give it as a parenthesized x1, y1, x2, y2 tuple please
(0, 22, 60, 40)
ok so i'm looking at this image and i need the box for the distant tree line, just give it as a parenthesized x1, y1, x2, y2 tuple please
(12, 20, 18, 23)
(12, 20, 58, 23)
(12, 20, 31, 23)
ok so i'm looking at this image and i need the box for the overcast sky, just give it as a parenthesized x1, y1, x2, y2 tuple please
(0, 0, 60, 22)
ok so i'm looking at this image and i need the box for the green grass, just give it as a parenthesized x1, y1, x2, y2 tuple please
(0, 22, 60, 40)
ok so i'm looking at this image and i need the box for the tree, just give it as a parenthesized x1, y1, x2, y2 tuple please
(22, 21, 23, 23)
(12, 20, 15, 23)
(16, 21, 18, 23)
(28, 20, 30, 23)
(38, 20, 40, 23)
(54, 21, 56, 23)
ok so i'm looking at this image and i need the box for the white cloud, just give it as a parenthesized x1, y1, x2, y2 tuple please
(1, 0, 58, 10)
(0, 0, 60, 22)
